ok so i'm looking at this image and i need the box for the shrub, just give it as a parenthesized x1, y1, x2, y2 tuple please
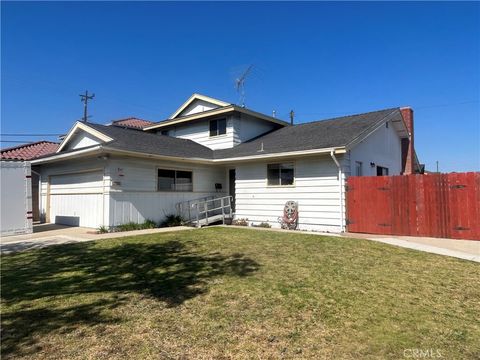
(143, 219, 157, 229)
(114, 219, 158, 232)
(97, 225, 109, 234)
(160, 214, 185, 227)
(232, 218, 249, 226)
(253, 222, 271, 228)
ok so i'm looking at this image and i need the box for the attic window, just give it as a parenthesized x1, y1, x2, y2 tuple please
(209, 118, 227, 137)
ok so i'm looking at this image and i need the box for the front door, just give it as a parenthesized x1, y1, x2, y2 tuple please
(229, 169, 236, 212)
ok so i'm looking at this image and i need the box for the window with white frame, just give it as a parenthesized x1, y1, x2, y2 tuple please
(157, 169, 193, 191)
(209, 118, 227, 137)
(355, 161, 363, 176)
(267, 163, 294, 186)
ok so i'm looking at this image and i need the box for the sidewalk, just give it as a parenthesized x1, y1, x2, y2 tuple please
(1, 224, 193, 254)
(223, 225, 480, 263)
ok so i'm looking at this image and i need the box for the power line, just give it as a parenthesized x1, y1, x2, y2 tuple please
(1, 140, 45, 143)
(0, 133, 63, 136)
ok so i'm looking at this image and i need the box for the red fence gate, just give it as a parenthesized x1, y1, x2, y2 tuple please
(346, 172, 480, 240)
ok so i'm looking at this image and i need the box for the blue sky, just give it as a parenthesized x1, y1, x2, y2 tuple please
(1, 1, 479, 172)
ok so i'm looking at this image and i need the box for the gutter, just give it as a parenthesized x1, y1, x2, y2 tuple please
(330, 150, 345, 233)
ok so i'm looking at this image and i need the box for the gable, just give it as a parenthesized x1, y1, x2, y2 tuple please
(170, 93, 230, 119)
(57, 122, 113, 153)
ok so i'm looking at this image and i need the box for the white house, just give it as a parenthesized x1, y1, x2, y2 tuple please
(31, 93, 418, 232)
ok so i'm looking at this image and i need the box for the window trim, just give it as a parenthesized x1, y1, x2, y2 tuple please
(156, 167, 194, 192)
(266, 162, 296, 187)
(209, 118, 227, 137)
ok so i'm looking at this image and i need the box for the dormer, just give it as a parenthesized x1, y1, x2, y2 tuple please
(144, 94, 289, 150)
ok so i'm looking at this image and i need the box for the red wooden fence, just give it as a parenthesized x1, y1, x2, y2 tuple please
(346, 172, 480, 240)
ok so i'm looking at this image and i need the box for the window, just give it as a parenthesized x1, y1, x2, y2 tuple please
(158, 169, 193, 191)
(209, 118, 227, 137)
(161, 130, 169, 136)
(355, 161, 363, 176)
(376, 166, 389, 176)
(267, 163, 294, 186)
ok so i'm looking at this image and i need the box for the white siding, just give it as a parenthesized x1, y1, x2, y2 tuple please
(107, 157, 227, 225)
(65, 132, 102, 150)
(158, 117, 236, 150)
(177, 99, 219, 117)
(233, 114, 278, 145)
(349, 121, 402, 176)
(234, 155, 345, 232)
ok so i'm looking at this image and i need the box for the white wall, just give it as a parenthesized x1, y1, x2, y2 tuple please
(232, 114, 278, 145)
(177, 99, 220, 117)
(349, 121, 402, 176)
(234, 155, 345, 232)
(107, 157, 227, 226)
(65, 132, 102, 150)
(159, 117, 235, 150)
(38, 156, 228, 228)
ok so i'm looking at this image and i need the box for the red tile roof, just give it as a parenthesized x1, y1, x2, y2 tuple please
(1, 141, 59, 161)
(111, 117, 154, 129)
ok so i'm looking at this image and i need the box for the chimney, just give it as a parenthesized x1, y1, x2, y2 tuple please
(400, 107, 415, 174)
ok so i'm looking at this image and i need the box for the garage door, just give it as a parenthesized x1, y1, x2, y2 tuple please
(49, 171, 104, 228)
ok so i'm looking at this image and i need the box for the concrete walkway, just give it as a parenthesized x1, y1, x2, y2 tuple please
(224, 225, 480, 263)
(345, 232, 480, 263)
(0, 224, 193, 254)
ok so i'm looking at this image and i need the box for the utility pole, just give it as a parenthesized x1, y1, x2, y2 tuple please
(436, 161, 439, 173)
(79, 90, 95, 122)
(289, 110, 295, 125)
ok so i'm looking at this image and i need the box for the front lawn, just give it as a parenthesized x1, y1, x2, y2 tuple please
(1, 227, 479, 359)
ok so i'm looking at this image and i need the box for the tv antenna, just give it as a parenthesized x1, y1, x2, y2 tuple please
(235, 64, 253, 108)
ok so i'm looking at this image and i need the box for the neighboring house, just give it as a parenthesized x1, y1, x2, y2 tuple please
(31, 93, 419, 232)
(1, 141, 59, 221)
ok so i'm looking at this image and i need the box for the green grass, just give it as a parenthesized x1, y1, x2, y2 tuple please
(1, 227, 479, 359)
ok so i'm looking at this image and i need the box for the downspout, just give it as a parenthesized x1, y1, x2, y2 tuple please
(330, 150, 345, 233)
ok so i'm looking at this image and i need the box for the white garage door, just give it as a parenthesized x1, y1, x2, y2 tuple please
(49, 171, 104, 228)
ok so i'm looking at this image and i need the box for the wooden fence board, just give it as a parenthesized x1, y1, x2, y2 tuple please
(346, 172, 480, 240)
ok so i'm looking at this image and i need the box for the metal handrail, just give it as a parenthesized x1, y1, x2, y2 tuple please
(177, 195, 233, 227)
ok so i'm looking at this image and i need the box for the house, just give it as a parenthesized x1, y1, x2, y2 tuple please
(31, 93, 419, 232)
(1, 140, 59, 222)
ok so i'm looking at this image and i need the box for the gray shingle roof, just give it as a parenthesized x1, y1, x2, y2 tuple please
(213, 108, 401, 159)
(86, 123, 214, 159)
(59, 108, 402, 161)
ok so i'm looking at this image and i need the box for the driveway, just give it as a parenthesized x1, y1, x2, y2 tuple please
(0, 223, 193, 254)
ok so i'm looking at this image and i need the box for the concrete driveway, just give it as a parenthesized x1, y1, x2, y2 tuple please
(0, 223, 193, 254)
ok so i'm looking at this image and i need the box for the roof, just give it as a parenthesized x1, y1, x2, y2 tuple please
(85, 123, 214, 159)
(144, 105, 290, 131)
(1, 141, 59, 161)
(33, 107, 406, 163)
(213, 108, 401, 159)
(111, 117, 154, 129)
(169, 93, 231, 119)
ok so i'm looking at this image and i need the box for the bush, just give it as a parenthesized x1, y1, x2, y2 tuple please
(114, 219, 158, 232)
(232, 218, 249, 226)
(160, 214, 185, 227)
(252, 222, 271, 228)
(97, 225, 109, 234)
